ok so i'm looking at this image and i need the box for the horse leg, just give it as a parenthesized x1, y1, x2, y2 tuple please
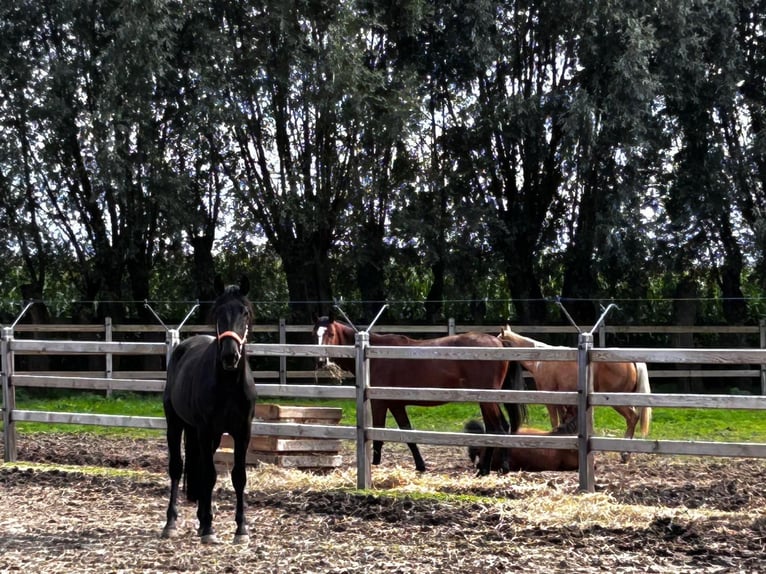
(195, 433, 220, 544)
(183, 426, 201, 502)
(230, 429, 251, 544)
(615, 405, 639, 463)
(545, 404, 560, 429)
(161, 413, 184, 539)
(388, 404, 426, 472)
(477, 403, 507, 476)
(371, 401, 387, 466)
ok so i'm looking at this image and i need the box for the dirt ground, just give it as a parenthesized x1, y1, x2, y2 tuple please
(1, 432, 765, 573)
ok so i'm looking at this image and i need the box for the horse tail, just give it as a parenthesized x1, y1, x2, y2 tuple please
(635, 362, 652, 436)
(502, 361, 528, 432)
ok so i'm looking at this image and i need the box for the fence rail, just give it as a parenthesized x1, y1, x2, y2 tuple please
(5, 319, 766, 392)
(3, 325, 766, 491)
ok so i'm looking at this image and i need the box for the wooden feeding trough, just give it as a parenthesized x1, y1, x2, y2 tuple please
(215, 403, 344, 471)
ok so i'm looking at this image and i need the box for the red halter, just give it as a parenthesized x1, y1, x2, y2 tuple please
(217, 327, 247, 347)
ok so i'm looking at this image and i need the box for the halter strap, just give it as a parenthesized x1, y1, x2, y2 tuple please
(217, 328, 247, 346)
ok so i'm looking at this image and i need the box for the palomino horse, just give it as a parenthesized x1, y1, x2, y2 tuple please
(313, 316, 526, 475)
(464, 417, 578, 471)
(162, 276, 257, 544)
(498, 325, 651, 460)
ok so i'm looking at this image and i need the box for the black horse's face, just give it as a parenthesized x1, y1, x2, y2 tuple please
(213, 281, 252, 371)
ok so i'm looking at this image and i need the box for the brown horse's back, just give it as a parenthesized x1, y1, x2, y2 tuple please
(369, 331, 508, 393)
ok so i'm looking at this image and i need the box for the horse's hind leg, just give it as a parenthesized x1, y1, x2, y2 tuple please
(371, 402, 387, 467)
(231, 429, 251, 544)
(615, 406, 639, 462)
(389, 405, 427, 472)
(194, 432, 220, 544)
(477, 404, 508, 476)
(162, 412, 184, 538)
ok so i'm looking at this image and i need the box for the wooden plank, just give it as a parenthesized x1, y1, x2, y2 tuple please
(220, 435, 342, 453)
(255, 404, 342, 422)
(368, 428, 579, 450)
(367, 387, 577, 405)
(10, 339, 166, 355)
(256, 384, 356, 400)
(366, 345, 578, 362)
(591, 437, 766, 458)
(12, 409, 166, 429)
(214, 449, 342, 469)
(250, 421, 356, 441)
(591, 347, 766, 364)
(13, 374, 164, 393)
(590, 392, 766, 410)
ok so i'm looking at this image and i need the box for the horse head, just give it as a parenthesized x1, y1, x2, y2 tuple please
(211, 276, 252, 371)
(312, 314, 356, 368)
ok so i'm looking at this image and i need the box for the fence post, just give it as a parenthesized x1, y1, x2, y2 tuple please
(448, 318, 455, 336)
(105, 317, 113, 398)
(2, 326, 17, 462)
(166, 329, 180, 373)
(760, 319, 766, 395)
(577, 331, 595, 492)
(355, 330, 371, 489)
(279, 318, 287, 386)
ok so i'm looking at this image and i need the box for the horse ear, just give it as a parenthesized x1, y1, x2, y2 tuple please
(238, 275, 250, 297)
(214, 274, 224, 296)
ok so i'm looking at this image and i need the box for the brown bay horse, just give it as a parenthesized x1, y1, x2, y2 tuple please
(313, 316, 526, 475)
(464, 418, 579, 471)
(498, 326, 651, 460)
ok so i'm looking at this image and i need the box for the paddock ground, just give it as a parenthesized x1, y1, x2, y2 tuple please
(0, 433, 764, 573)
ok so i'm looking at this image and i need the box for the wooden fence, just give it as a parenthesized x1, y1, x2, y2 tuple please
(3, 324, 766, 492)
(8, 318, 766, 393)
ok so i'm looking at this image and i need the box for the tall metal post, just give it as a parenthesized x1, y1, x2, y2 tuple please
(105, 317, 113, 398)
(166, 329, 180, 373)
(355, 330, 371, 490)
(760, 319, 766, 396)
(279, 318, 287, 386)
(2, 326, 17, 462)
(577, 331, 595, 492)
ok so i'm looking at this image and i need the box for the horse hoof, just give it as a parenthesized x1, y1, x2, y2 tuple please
(233, 534, 250, 545)
(161, 527, 177, 539)
(201, 533, 222, 545)
(620, 452, 630, 463)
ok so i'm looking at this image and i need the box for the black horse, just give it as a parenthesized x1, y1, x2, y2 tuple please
(161, 276, 257, 544)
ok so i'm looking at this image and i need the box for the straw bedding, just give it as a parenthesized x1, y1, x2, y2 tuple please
(1, 433, 764, 573)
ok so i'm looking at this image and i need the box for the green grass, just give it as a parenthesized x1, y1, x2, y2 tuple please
(4, 392, 765, 443)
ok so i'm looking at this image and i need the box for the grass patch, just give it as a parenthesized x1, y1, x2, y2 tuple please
(5, 392, 766, 443)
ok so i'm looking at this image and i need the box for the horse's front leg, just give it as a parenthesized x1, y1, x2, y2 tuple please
(231, 429, 251, 544)
(389, 404, 426, 472)
(195, 434, 220, 544)
(161, 417, 184, 538)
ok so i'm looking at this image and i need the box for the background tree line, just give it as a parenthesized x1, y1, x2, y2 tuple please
(1, 0, 765, 329)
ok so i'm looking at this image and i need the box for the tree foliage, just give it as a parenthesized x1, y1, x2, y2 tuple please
(1, 0, 765, 326)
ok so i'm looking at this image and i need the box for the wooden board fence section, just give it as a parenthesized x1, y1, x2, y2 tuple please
(215, 404, 344, 472)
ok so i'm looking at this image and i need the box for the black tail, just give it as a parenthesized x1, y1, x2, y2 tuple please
(502, 361, 528, 432)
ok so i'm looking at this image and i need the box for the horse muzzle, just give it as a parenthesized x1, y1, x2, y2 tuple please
(218, 330, 246, 371)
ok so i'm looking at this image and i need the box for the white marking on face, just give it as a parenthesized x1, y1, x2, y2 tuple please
(316, 326, 327, 346)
